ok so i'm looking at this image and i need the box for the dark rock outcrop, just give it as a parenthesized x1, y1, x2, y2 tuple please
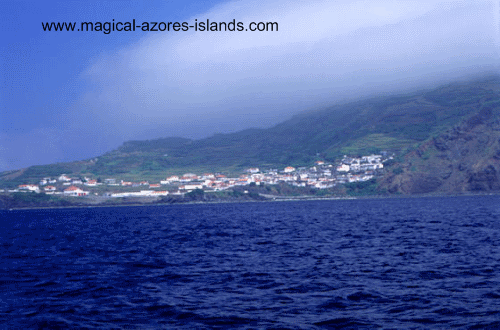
(379, 104, 500, 194)
(467, 165, 500, 191)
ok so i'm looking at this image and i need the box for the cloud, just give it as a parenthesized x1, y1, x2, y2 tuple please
(77, 0, 498, 140)
(4, 0, 498, 171)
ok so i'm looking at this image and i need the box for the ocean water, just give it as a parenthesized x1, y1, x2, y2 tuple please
(1, 196, 500, 329)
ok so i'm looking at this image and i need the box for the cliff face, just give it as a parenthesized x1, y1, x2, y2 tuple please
(380, 106, 500, 194)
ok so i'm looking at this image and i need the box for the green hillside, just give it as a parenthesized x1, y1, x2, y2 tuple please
(2, 75, 500, 186)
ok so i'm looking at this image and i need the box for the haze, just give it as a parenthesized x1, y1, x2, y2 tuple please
(1, 0, 499, 171)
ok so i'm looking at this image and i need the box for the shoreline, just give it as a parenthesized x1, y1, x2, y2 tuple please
(2, 191, 500, 211)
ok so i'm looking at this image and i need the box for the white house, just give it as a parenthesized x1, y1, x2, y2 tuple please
(18, 184, 40, 192)
(63, 186, 89, 197)
(180, 173, 198, 182)
(151, 191, 169, 196)
(336, 164, 350, 172)
(44, 186, 57, 192)
(58, 174, 71, 182)
(169, 175, 180, 181)
(180, 184, 203, 191)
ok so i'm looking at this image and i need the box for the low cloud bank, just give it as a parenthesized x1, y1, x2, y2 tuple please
(2, 0, 499, 170)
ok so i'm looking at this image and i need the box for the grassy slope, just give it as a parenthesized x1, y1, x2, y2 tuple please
(2, 76, 500, 185)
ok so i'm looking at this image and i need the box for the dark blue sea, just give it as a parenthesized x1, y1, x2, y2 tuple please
(1, 196, 500, 329)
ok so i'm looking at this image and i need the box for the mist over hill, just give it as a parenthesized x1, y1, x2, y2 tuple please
(3, 75, 500, 195)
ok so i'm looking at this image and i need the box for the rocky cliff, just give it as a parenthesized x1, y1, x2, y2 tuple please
(380, 105, 500, 194)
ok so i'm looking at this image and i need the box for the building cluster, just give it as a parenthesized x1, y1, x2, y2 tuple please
(2, 154, 390, 197)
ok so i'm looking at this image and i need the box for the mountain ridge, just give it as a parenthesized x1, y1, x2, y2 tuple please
(3, 75, 500, 196)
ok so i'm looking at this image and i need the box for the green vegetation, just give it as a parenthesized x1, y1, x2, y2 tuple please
(339, 134, 414, 156)
(392, 168, 404, 175)
(0, 193, 75, 209)
(185, 188, 205, 200)
(345, 179, 381, 196)
(2, 76, 500, 185)
(424, 85, 495, 107)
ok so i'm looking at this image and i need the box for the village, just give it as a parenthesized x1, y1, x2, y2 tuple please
(2, 154, 391, 198)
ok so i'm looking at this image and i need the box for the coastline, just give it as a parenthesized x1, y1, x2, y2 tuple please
(2, 191, 499, 211)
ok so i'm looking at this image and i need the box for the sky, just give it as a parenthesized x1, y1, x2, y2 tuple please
(1, 0, 499, 171)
